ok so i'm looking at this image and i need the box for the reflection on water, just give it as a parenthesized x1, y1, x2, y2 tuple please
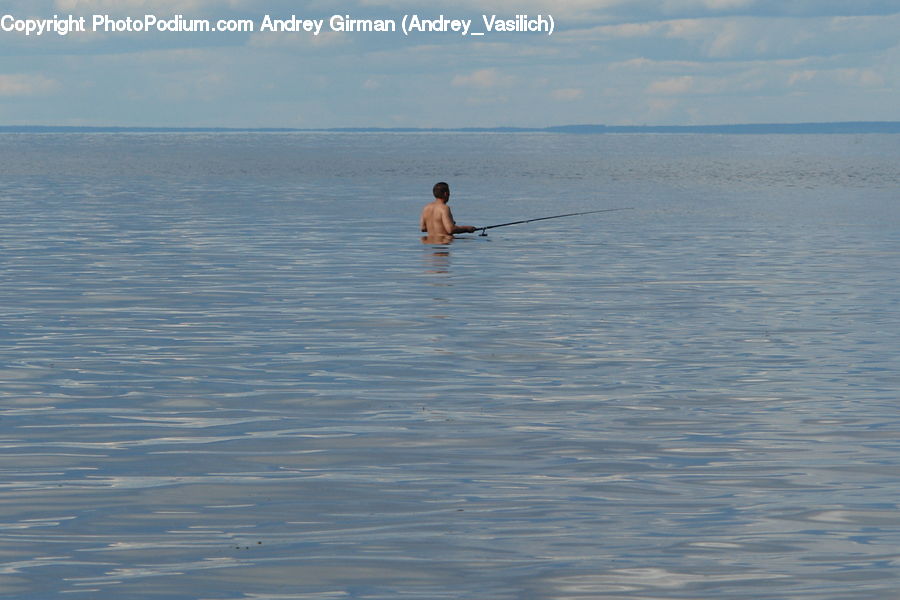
(421, 234, 455, 245)
(422, 244, 452, 275)
(1, 133, 900, 599)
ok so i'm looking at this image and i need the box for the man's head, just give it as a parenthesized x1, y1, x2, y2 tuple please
(433, 182, 450, 201)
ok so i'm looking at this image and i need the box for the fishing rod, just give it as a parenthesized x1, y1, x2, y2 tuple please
(477, 207, 633, 236)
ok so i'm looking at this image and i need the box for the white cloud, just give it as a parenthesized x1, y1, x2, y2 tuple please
(54, 0, 248, 12)
(0, 74, 59, 96)
(359, 0, 622, 20)
(848, 69, 885, 87)
(451, 68, 514, 88)
(647, 75, 695, 95)
(591, 22, 666, 39)
(610, 57, 708, 71)
(571, 11, 900, 64)
(4, 0, 899, 127)
(707, 21, 741, 57)
(663, 19, 708, 40)
(787, 69, 816, 87)
(702, 0, 755, 8)
(248, 30, 347, 49)
(789, 67, 886, 90)
(552, 88, 584, 101)
(463, 95, 509, 106)
(646, 97, 678, 119)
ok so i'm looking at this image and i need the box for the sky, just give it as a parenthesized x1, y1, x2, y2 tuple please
(1, 0, 899, 128)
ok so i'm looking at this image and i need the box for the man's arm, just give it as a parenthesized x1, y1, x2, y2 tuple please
(444, 207, 476, 234)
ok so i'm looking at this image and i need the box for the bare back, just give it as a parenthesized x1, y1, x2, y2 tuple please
(420, 200, 457, 237)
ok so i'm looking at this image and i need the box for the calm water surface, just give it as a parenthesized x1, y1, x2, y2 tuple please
(1, 133, 899, 599)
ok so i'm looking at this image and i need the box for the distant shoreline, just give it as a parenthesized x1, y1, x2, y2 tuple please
(2, 122, 900, 134)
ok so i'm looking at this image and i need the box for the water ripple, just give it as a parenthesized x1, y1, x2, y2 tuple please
(2, 133, 900, 598)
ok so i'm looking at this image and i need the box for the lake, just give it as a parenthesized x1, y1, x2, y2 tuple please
(1, 132, 899, 599)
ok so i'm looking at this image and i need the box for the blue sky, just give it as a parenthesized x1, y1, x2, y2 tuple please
(1, 0, 898, 127)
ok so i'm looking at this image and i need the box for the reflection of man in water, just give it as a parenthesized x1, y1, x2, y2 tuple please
(420, 182, 476, 243)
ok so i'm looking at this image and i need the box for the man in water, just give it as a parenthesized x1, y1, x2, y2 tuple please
(420, 182, 477, 243)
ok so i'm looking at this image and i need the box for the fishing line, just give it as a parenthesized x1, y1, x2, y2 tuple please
(477, 207, 633, 236)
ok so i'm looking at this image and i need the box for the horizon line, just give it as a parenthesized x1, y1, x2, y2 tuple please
(1, 121, 900, 134)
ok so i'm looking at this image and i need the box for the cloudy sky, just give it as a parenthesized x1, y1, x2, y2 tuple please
(1, 0, 898, 128)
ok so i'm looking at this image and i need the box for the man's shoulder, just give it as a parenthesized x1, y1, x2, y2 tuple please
(423, 200, 449, 213)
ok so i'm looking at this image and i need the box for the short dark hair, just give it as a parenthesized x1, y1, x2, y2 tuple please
(433, 182, 450, 200)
